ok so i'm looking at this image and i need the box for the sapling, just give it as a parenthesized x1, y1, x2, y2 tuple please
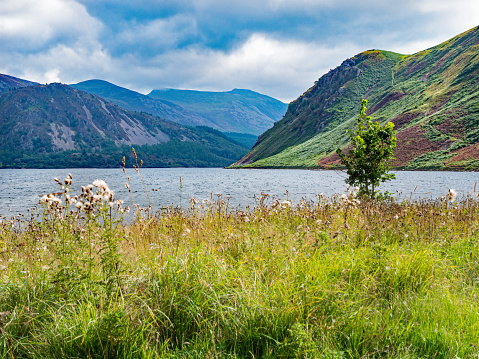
(336, 99, 396, 198)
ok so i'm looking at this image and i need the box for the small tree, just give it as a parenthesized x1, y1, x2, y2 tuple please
(336, 99, 396, 198)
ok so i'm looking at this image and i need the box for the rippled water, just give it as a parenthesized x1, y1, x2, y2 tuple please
(0, 168, 478, 217)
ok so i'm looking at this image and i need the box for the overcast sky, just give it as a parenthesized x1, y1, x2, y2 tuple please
(1, 0, 478, 102)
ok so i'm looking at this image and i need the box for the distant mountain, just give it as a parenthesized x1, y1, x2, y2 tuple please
(0, 74, 38, 95)
(148, 88, 288, 135)
(0, 83, 248, 168)
(234, 25, 479, 171)
(72, 81, 287, 136)
(71, 80, 218, 128)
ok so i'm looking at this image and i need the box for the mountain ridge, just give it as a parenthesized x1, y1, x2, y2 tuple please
(148, 87, 288, 135)
(72, 80, 287, 136)
(233, 25, 479, 171)
(71, 79, 219, 129)
(0, 82, 248, 168)
(0, 73, 38, 95)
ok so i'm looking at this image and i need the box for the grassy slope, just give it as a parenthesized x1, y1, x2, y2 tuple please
(1, 177, 479, 358)
(236, 26, 479, 170)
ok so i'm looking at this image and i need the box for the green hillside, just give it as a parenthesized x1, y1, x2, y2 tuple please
(148, 88, 288, 135)
(234, 26, 479, 170)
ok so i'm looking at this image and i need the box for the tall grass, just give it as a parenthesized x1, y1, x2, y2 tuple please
(1, 175, 479, 358)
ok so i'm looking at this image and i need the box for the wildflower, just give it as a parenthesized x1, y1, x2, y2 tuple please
(103, 189, 114, 201)
(0, 265, 6, 271)
(50, 197, 61, 205)
(75, 202, 84, 210)
(190, 197, 199, 206)
(446, 189, 457, 202)
(93, 179, 108, 190)
(92, 194, 103, 203)
(281, 200, 292, 208)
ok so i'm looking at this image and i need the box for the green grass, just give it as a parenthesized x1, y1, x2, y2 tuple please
(1, 174, 479, 358)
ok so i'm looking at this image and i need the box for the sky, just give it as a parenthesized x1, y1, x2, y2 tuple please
(1, 0, 478, 102)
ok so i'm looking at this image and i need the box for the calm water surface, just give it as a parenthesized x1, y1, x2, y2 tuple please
(0, 168, 478, 217)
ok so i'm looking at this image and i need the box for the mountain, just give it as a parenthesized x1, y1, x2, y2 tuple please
(0, 73, 38, 95)
(71, 80, 218, 128)
(234, 26, 479, 171)
(72, 81, 287, 136)
(0, 82, 248, 168)
(148, 88, 288, 135)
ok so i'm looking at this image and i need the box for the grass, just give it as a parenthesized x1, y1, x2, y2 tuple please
(1, 173, 479, 358)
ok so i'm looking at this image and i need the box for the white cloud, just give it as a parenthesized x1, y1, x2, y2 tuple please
(0, 0, 102, 50)
(3, 41, 113, 85)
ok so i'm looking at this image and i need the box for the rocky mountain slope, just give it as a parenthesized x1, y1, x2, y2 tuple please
(148, 88, 287, 135)
(0, 74, 38, 95)
(0, 83, 248, 168)
(234, 25, 479, 171)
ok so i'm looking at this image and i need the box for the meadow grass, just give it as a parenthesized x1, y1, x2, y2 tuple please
(1, 175, 479, 358)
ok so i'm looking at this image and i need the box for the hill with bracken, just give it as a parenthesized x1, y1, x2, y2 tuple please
(233, 25, 479, 170)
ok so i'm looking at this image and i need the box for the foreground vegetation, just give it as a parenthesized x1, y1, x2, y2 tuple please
(1, 175, 479, 358)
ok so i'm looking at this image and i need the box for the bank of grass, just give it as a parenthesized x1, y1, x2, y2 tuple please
(1, 176, 479, 358)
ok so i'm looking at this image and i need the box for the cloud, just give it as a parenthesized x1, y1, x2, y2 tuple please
(2, 41, 112, 85)
(0, 0, 102, 51)
(114, 15, 198, 53)
(100, 34, 360, 102)
(1, 0, 479, 104)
